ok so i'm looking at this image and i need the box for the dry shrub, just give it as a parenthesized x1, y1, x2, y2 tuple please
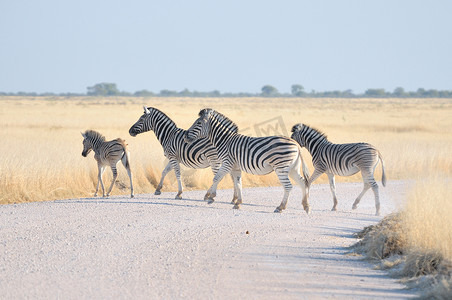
(353, 213, 408, 259)
(353, 179, 452, 299)
(417, 273, 452, 300)
(403, 179, 452, 261)
(399, 250, 445, 278)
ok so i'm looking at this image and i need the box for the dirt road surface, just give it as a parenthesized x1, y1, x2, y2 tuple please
(0, 181, 415, 299)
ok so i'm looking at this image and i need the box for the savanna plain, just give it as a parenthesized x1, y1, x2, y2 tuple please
(0, 96, 451, 298)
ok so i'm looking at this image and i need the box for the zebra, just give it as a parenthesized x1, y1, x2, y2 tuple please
(129, 106, 238, 201)
(184, 108, 310, 213)
(290, 123, 386, 216)
(81, 130, 134, 198)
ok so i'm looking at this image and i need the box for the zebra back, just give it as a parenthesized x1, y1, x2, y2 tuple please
(193, 109, 303, 175)
(129, 107, 220, 169)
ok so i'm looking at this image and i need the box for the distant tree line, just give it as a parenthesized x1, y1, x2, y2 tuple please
(1, 82, 451, 98)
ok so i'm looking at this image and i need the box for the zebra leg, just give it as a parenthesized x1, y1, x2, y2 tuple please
(170, 160, 183, 199)
(121, 154, 134, 198)
(327, 173, 339, 211)
(230, 173, 238, 204)
(95, 165, 106, 197)
(352, 182, 371, 211)
(371, 180, 380, 216)
(205, 165, 232, 204)
(298, 169, 323, 213)
(289, 168, 309, 214)
(231, 170, 243, 209)
(274, 168, 293, 213)
(155, 162, 172, 195)
(106, 164, 118, 197)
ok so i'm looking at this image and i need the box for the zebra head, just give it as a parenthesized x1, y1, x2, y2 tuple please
(81, 130, 105, 157)
(184, 108, 213, 144)
(290, 123, 307, 147)
(81, 131, 93, 157)
(129, 106, 154, 137)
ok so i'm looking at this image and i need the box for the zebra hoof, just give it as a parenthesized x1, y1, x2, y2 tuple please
(231, 198, 238, 204)
(352, 204, 357, 210)
(375, 211, 380, 216)
(331, 207, 337, 211)
(207, 198, 215, 204)
(274, 208, 283, 213)
(233, 204, 240, 209)
(175, 194, 182, 200)
(204, 194, 210, 201)
(131, 195, 134, 198)
(154, 190, 161, 195)
(304, 206, 310, 215)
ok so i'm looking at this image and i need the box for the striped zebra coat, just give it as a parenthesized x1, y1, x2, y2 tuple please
(81, 130, 134, 198)
(129, 107, 235, 200)
(291, 124, 386, 215)
(184, 108, 310, 213)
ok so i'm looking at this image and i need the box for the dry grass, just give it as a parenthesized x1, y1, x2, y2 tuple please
(404, 179, 452, 261)
(1, 96, 451, 204)
(353, 180, 452, 298)
(2, 96, 452, 297)
(353, 213, 407, 260)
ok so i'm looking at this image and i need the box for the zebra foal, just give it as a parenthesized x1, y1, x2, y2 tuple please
(129, 107, 236, 200)
(291, 124, 386, 215)
(184, 108, 310, 213)
(81, 130, 134, 198)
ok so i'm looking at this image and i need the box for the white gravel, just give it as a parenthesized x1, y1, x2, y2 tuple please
(0, 180, 415, 299)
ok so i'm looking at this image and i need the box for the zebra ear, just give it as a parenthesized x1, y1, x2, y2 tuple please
(291, 123, 303, 133)
(143, 106, 151, 114)
(81, 132, 87, 139)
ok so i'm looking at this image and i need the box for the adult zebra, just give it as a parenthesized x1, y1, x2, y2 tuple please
(129, 107, 236, 200)
(290, 124, 386, 216)
(81, 130, 134, 198)
(184, 108, 310, 213)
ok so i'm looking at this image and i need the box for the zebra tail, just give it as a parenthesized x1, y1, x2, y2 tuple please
(378, 151, 386, 187)
(118, 138, 131, 169)
(299, 151, 310, 182)
(123, 150, 131, 169)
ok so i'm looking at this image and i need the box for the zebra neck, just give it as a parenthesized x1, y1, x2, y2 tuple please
(151, 116, 178, 146)
(208, 119, 236, 149)
(305, 135, 330, 155)
(91, 139, 104, 153)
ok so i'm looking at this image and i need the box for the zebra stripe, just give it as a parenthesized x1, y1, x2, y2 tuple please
(129, 106, 228, 200)
(184, 108, 310, 213)
(291, 123, 386, 216)
(81, 130, 134, 198)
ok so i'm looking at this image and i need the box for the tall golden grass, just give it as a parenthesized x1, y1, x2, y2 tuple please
(353, 179, 452, 298)
(0, 96, 451, 204)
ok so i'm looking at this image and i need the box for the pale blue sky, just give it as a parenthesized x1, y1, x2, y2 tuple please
(1, 0, 451, 94)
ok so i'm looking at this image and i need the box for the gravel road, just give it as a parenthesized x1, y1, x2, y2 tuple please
(0, 181, 415, 299)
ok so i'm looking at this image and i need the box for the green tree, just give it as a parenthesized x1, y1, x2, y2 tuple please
(261, 85, 278, 97)
(87, 83, 120, 96)
(364, 88, 386, 98)
(291, 84, 305, 96)
(393, 87, 406, 97)
(134, 90, 154, 97)
(159, 89, 178, 96)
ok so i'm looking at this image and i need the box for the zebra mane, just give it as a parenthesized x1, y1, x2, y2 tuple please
(198, 108, 213, 118)
(291, 123, 303, 133)
(199, 108, 239, 133)
(292, 124, 328, 140)
(83, 130, 106, 141)
(147, 107, 178, 128)
(303, 124, 328, 140)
